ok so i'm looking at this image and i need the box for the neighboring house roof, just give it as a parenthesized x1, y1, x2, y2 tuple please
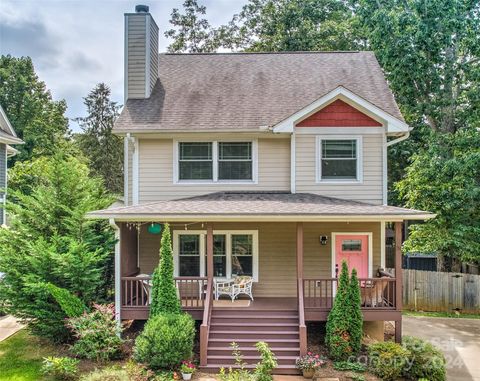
(115, 51, 404, 133)
(88, 192, 434, 221)
(0, 105, 23, 145)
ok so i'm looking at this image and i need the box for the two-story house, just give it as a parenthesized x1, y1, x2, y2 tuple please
(89, 5, 434, 373)
(0, 105, 23, 226)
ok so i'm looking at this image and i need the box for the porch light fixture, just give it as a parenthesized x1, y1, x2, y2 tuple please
(320, 235, 328, 245)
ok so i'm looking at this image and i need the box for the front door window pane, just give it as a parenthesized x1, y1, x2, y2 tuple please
(179, 235, 200, 276)
(342, 239, 362, 252)
(231, 234, 253, 276)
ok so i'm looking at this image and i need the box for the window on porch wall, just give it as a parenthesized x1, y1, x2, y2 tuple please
(176, 231, 256, 279)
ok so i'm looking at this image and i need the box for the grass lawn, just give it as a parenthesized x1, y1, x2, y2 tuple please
(0, 329, 58, 381)
(403, 310, 480, 319)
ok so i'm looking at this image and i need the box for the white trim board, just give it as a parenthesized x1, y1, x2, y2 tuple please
(173, 229, 259, 282)
(273, 86, 409, 134)
(331, 232, 373, 279)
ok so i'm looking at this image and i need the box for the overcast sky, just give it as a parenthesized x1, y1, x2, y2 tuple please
(0, 0, 245, 131)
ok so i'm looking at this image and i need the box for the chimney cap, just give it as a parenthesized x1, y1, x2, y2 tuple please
(135, 4, 149, 13)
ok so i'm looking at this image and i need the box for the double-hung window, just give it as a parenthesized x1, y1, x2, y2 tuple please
(179, 142, 213, 180)
(317, 137, 362, 182)
(176, 141, 255, 182)
(174, 231, 258, 280)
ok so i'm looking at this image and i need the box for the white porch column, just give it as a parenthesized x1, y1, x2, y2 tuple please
(109, 218, 121, 326)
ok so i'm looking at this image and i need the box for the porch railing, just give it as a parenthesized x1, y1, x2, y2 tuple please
(121, 276, 207, 309)
(303, 278, 397, 310)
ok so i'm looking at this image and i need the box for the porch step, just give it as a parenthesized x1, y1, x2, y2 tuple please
(200, 364, 301, 375)
(206, 308, 301, 374)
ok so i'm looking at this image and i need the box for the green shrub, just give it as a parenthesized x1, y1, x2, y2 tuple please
(46, 283, 87, 317)
(346, 269, 363, 354)
(326, 261, 364, 361)
(67, 303, 123, 362)
(254, 342, 277, 381)
(150, 224, 181, 316)
(368, 341, 410, 381)
(42, 356, 79, 380)
(333, 360, 366, 372)
(402, 336, 446, 381)
(219, 342, 254, 381)
(80, 367, 129, 381)
(133, 313, 195, 369)
(0, 154, 115, 342)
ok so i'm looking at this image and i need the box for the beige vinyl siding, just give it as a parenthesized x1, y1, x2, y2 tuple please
(126, 15, 146, 99)
(295, 134, 384, 204)
(148, 19, 159, 93)
(137, 221, 381, 297)
(138, 137, 290, 202)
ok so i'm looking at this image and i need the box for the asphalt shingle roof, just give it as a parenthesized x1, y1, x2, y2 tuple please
(115, 51, 404, 132)
(88, 192, 431, 219)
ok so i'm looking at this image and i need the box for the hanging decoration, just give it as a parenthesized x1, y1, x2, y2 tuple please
(148, 223, 163, 235)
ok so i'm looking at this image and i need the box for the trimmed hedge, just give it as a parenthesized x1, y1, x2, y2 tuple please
(133, 313, 195, 369)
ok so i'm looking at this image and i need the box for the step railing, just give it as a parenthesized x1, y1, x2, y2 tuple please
(297, 278, 307, 356)
(303, 277, 397, 310)
(200, 277, 213, 366)
(120, 276, 207, 309)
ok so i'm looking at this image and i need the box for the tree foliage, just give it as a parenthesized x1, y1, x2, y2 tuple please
(0, 153, 115, 341)
(165, 0, 215, 53)
(150, 224, 181, 316)
(346, 269, 363, 355)
(396, 128, 480, 269)
(217, 0, 362, 52)
(0, 55, 70, 163)
(45, 283, 87, 318)
(74, 83, 123, 194)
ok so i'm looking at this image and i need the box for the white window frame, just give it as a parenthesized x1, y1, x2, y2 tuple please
(173, 139, 258, 184)
(173, 230, 259, 281)
(315, 135, 363, 184)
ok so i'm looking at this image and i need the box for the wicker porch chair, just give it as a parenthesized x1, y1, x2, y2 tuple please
(215, 276, 254, 301)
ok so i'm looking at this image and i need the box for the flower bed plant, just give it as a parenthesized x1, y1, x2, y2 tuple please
(295, 352, 326, 378)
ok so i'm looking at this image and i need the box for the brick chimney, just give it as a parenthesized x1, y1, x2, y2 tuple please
(124, 5, 159, 100)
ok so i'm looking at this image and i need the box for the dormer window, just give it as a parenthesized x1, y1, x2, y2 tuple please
(316, 136, 363, 183)
(175, 140, 257, 183)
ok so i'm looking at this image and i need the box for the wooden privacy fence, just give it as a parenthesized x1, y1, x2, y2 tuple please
(403, 269, 480, 313)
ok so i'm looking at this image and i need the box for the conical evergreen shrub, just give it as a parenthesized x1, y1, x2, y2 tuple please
(325, 260, 354, 361)
(346, 268, 363, 355)
(150, 224, 181, 316)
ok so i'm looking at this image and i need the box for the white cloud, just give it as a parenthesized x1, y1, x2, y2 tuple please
(0, 0, 246, 131)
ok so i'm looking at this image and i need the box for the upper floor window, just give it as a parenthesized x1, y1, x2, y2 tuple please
(176, 141, 256, 183)
(179, 142, 213, 180)
(316, 137, 362, 182)
(218, 142, 252, 180)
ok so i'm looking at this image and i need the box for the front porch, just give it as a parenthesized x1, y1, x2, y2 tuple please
(85, 192, 433, 371)
(115, 219, 404, 368)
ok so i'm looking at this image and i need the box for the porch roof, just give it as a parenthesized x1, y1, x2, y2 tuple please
(87, 192, 434, 222)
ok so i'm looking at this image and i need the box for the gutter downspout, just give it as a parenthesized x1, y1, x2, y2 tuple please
(124, 134, 130, 206)
(109, 218, 121, 330)
(290, 132, 296, 194)
(383, 131, 410, 204)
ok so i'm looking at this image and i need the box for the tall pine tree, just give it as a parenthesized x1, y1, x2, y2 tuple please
(75, 83, 123, 194)
(0, 55, 70, 163)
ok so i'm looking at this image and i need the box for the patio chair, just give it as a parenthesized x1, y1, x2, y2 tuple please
(215, 276, 254, 302)
(361, 277, 389, 307)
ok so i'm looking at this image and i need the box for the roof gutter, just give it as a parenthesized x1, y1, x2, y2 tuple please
(386, 130, 410, 147)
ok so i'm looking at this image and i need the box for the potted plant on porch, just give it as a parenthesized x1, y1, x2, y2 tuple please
(180, 360, 196, 380)
(295, 352, 326, 379)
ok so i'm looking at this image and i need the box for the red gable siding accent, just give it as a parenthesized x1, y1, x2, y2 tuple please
(296, 99, 382, 127)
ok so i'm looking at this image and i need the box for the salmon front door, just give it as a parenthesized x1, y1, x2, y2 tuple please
(334, 234, 369, 279)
